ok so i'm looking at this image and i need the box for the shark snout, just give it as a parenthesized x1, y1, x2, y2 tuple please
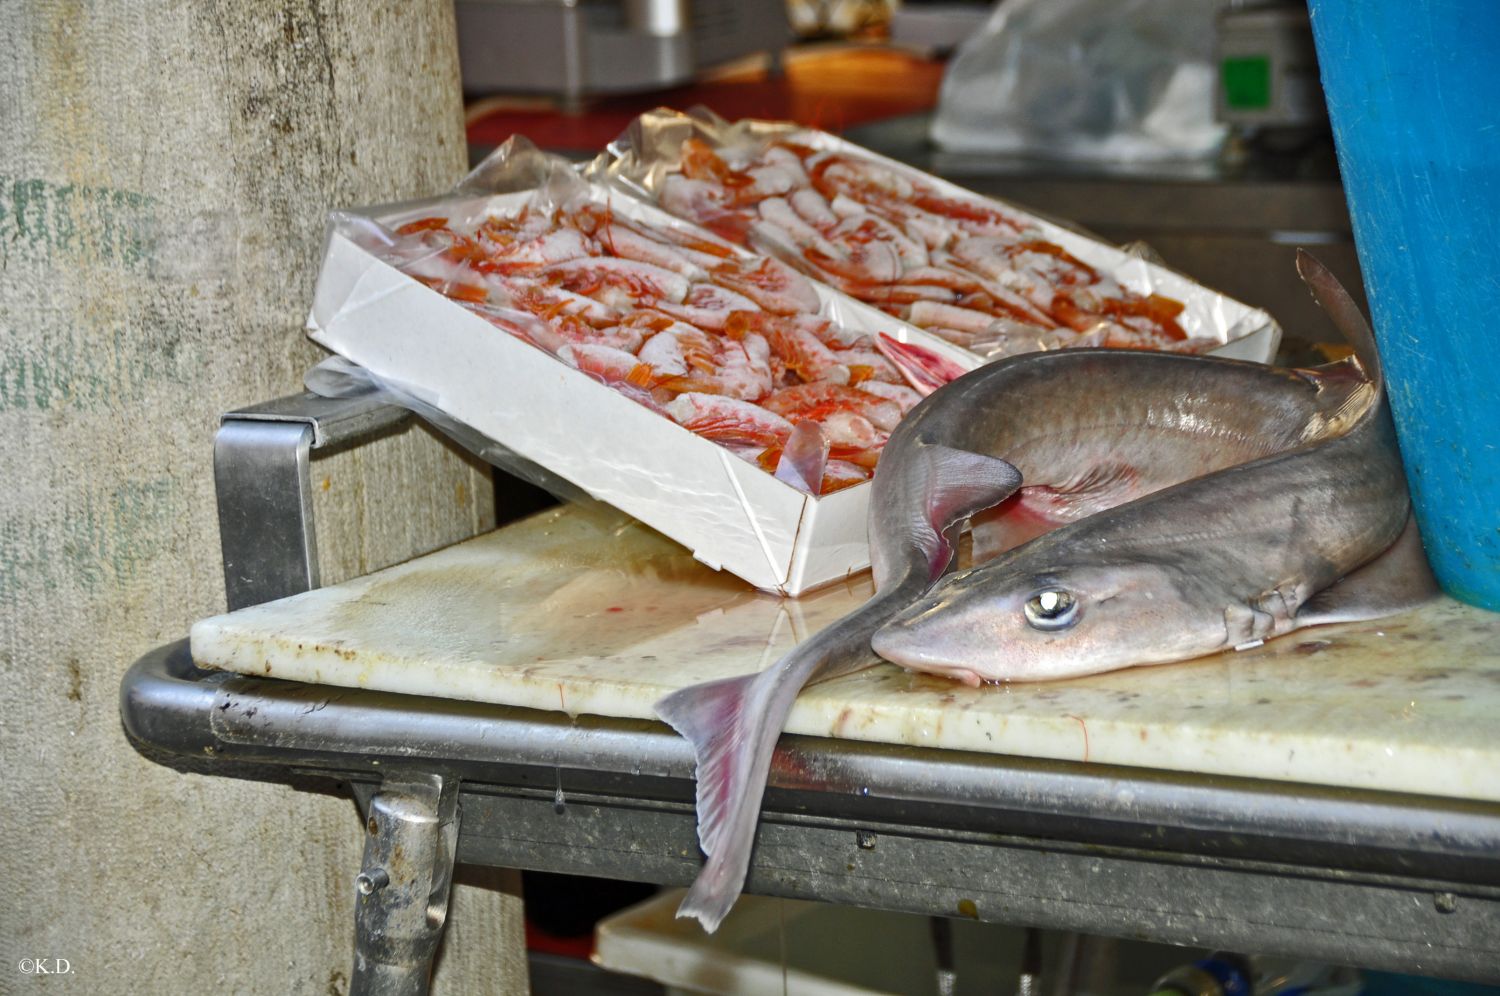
(871, 611, 987, 688)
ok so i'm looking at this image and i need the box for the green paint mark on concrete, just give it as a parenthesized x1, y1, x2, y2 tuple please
(0, 327, 199, 413)
(104, 478, 179, 586)
(0, 176, 154, 267)
(0, 476, 180, 600)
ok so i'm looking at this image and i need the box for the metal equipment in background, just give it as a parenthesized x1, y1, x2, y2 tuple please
(1215, 2, 1328, 139)
(454, 0, 789, 107)
(886, 1, 993, 53)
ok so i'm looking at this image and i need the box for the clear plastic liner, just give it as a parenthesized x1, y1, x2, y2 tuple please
(930, 0, 1228, 163)
(305, 354, 602, 511)
(588, 107, 1280, 363)
(592, 106, 803, 197)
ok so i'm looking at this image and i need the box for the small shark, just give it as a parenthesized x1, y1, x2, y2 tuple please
(873, 252, 1433, 682)
(656, 251, 1433, 931)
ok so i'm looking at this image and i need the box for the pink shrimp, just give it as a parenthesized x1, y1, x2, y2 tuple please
(732, 165, 801, 204)
(807, 154, 1029, 240)
(908, 300, 1014, 334)
(597, 222, 710, 281)
(809, 155, 916, 203)
(499, 278, 621, 327)
(473, 226, 595, 273)
(666, 393, 793, 447)
(648, 328, 773, 402)
(899, 265, 985, 291)
(555, 317, 647, 355)
(795, 314, 869, 350)
(638, 323, 718, 377)
(649, 222, 741, 260)
(755, 198, 842, 258)
(804, 240, 903, 287)
(759, 145, 812, 189)
(761, 383, 901, 433)
(842, 284, 959, 308)
(854, 380, 924, 414)
(655, 283, 762, 331)
(819, 459, 872, 493)
(660, 174, 749, 243)
(830, 213, 928, 270)
(710, 257, 822, 316)
(698, 333, 774, 401)
(559, 343, 654, 387)
(542, 256, 691, 308)
(789, 188, 839, 229)
(725, 312, 850, 384)
(830, 347, 904, 385)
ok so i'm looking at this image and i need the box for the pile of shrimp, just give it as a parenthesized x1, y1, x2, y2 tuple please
(377, 197, 929, 496)
(658, 137, 1217, 357)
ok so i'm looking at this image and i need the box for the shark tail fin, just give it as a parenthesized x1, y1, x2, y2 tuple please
(659, 442, 1018, 933)
(655, 587, 917, 932)
(655, 669, 777, 932)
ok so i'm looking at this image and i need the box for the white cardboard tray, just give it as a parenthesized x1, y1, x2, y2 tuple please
(308, 186, 977, 596)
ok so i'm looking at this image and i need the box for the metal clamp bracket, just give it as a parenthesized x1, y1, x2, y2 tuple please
(213, 391, 409, 610)
(353, 773, 461, 996)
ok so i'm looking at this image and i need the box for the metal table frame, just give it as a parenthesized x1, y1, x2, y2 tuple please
(121, 394, 1500, 991)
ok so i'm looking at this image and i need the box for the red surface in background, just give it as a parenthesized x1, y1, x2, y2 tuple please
(465, 47, 946, 152)
(525, 919, 595, 961)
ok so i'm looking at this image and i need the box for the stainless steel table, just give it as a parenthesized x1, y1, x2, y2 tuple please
(123, 639, 1500, 985)
(121, 392, 1500, 992)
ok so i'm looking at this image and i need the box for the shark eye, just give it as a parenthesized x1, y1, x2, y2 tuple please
(1024, 589, 1079, 631)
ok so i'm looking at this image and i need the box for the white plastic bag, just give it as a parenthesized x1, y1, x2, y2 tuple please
(930, 0, 1228, 163)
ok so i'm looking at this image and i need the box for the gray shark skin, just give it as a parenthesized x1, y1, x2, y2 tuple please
(873, 251, 1430, 684)
(656, 250, 1414, 932)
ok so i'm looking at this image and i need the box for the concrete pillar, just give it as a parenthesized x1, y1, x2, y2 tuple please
(0, 2, 526, 992)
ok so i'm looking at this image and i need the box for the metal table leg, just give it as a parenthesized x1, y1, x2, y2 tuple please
(213, 391, 462, 994)
(352, 774, 461, 996)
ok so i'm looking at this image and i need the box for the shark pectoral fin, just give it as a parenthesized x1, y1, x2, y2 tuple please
(1296, 515, 1441, 627)
(910, 443, 1023, 582)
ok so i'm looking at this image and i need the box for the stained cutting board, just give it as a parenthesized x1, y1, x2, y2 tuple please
(191, 505, 1500, 803)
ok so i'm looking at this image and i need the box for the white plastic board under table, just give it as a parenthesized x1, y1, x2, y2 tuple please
(191, 505, 1500, 804)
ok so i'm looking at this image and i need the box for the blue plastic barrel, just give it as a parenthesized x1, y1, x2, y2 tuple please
(1307, 0, 1500, 610)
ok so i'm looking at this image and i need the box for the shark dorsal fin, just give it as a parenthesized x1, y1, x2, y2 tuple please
(1296, 250, 1384, 394)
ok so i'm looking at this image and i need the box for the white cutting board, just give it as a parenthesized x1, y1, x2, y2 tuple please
(191, 505, 1500, 803)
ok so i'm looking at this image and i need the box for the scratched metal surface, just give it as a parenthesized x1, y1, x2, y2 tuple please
(191, 504, 1500, 804)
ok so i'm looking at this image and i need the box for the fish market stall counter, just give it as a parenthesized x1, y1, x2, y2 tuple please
(124, 433, 1500, 988)
(190, 508, 1500, 804)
